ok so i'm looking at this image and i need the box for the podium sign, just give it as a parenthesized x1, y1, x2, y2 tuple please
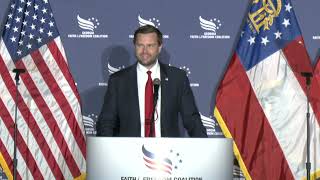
(87, 137, 233, 180)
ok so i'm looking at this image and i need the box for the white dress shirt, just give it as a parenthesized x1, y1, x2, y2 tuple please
(137, 60, 161, 137)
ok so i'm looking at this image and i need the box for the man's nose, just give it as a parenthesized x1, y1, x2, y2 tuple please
(143, 46, 148, 53)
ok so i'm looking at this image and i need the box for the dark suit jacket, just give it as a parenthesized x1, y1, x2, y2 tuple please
(96, 62, 207, 137)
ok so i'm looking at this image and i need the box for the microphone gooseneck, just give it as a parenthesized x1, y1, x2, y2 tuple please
(12, 68, 25, 180)
(150, 78, 160, 137)
(301, 71, 312, 180)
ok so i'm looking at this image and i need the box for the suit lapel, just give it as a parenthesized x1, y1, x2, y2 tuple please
(128, 64, 141, 131)
(159, 63, 169, 134)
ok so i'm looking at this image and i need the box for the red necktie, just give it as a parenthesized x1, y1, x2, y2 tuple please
(145, 70, 155, 137)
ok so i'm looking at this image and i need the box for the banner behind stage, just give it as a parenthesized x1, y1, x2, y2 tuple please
(1, 0, 320, 179)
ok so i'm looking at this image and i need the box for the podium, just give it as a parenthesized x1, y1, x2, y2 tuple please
(87, 137, 233, 180)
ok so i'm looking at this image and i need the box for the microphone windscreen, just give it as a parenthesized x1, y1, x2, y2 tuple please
(153, 78, 161, 85)
(13, 68, 26, 73)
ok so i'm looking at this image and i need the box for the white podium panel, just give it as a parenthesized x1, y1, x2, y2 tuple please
(87, 137, 233, 180)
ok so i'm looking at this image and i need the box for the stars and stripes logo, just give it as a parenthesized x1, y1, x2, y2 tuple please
(142, 145, 173, 175)
(199, 16, 221, 34)
(77, 15, 100, 32)
(138, 15, 161, 28)
(0, 0, 86, 179)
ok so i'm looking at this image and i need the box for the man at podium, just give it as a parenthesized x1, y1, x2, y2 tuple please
(96, 25, 207, 137)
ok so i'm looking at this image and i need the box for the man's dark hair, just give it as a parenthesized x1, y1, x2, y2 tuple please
(133, 25, 163, 45)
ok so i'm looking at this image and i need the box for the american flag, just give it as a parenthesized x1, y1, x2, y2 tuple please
(215, 0, 320, 179)
(0, 0, 86, 179)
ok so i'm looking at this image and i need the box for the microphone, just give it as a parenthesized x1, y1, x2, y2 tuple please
(153, 78, 161, 107)
(13, 68, 26, 74)
(301, 72, 313, 86)
(12, 68, 26, 81)
(301, 72, 313, 77)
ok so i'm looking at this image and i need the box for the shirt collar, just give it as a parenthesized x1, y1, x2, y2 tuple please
(137, 60, 159, 74)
